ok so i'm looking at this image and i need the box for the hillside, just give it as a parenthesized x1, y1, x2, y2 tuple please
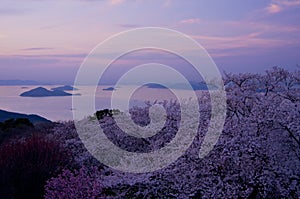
(0, 109, 51, 124)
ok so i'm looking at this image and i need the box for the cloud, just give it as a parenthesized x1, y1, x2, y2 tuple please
(162, 0, 171, 7)
(266, 3, 282, 13)
(21, 47, 54, 51)
(0, 8, 30, 16)
(191, 32, 293, 56)
(118, 24, 142, 28)
(179, 18, 201, 25)
(12, 53, 87, 59)
(109, 0, 126, 5)
(276, 0, 300, 6)
(266, 0, 300, 14)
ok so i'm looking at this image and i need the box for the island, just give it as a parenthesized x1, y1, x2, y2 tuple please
(144, 83, 167, 89)
(102, 87, 116, 91)
(20, 87, 73, 97)
(171, 82, 210, 90)
(144, 82, 215, 90)
(51, 85, 78, 91)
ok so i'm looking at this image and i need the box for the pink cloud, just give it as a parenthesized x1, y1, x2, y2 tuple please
(162, 0, 172, 7)
(109, 0, 126, 5)
(276, 0, 300, 6)
(179, 18, 201, 24)
(266, 0, 300, 14)
(266, 3, 282, 13)
(191, 32, 293, 56)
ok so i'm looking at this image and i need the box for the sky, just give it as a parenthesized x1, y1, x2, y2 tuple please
(0, 0, 300, 84)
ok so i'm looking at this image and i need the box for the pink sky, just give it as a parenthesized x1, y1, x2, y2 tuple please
(0, 0, 300, 84)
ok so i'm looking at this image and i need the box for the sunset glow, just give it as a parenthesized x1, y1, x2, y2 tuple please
(0, 0, 299, 83)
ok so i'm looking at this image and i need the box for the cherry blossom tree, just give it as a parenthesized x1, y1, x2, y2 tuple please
(43, 67, 299, 198)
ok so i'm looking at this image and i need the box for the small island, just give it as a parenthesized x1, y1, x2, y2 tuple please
(144, 82, 213, 90)
(102, 87, 115, 91)
(51, 85, 78, 91)
(171, 82, 210, 90)
(144, 83, 167, 89)
(20, 87, 73, 97)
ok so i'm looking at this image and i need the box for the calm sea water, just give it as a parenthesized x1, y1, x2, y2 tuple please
(0, 86, 200, 121)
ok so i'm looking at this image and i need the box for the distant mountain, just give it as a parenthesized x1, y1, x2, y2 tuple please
(20, 87, 73, 97)
(0, 79, 50, 85)
(144, 83, 167, 89)
(0, 109, 51, 124)
(172, 82, 210, 90)
(51, 85, 78, 91)
(144, 82, 217, 90)
(102, 87, 115, 91)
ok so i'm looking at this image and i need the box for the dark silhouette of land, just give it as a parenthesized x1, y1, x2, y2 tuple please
(0, 109, 51, 124)
(102, 87, 116, 91)
(51, 85, 78, 91)
(20, 87, 73, 97)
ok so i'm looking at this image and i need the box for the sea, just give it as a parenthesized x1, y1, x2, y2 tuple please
(0, 85, 201, 121)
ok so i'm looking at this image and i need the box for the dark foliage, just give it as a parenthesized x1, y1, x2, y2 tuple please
(0, 118, 34, 144)
(95, 109, 121, 120)
(0, 134, 72, 199)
